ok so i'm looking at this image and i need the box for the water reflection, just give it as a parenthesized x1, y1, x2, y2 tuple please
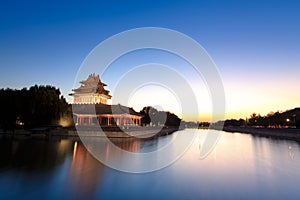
(1, 130, 300, 199)
(0, 139, 73, 172)
(68, 141, 105, 199)
(109, 138, 141, 152)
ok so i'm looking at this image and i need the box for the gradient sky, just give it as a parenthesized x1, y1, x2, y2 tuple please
(1, 0, 300, 121)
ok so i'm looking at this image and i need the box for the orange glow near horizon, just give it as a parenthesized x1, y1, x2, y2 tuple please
(222, 75, 300, 121)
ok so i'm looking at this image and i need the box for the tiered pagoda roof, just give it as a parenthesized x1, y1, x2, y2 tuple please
(70, 73, 111, 97)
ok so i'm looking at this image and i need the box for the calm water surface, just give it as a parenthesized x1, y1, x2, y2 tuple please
(1, 130, 300, 200)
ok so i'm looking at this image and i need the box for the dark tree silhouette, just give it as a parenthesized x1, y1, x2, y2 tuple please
(248, 108, 300, 128)
(224, 119, 246, 127)
(139, 106, 181, 127)
(0, 85, 70, 131)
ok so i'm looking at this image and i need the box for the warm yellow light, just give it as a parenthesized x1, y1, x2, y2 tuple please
(59, 117, 72, 127)
(286, 118, 290, 122)
(73, 141, 78, 160)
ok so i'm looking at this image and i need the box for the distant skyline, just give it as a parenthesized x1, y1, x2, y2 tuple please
(1, 0, 300, 121)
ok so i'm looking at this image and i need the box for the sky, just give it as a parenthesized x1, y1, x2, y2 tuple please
(0, 0, 300, 122)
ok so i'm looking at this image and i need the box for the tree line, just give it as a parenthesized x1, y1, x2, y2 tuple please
(0, 85, 70, 131)
(139, 106, 181, 127)
(215, 108, 300, 128)
(247, 109, 299, 127)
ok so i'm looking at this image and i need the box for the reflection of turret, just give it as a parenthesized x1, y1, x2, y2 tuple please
(68, 141, 105, 199)
(109, 138, 141, 152)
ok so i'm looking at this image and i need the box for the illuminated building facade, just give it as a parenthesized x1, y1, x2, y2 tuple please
(70, 74, 142, 126)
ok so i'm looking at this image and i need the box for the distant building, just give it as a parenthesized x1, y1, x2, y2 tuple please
(70, 74, 142, 126)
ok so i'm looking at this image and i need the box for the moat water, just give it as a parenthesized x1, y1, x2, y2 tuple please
(1, 130, 300, 199)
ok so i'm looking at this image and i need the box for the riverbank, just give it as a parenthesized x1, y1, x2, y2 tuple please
(0, 126, 179, 140)
(222, 127, 300, 141)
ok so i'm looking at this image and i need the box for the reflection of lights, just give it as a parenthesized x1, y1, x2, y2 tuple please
(288, 146, 294, 159)
(289, 152, 294, 159)
(105, 144, 109, 158)
(73, 141, 78, 160)
(58, 140, 71, 154)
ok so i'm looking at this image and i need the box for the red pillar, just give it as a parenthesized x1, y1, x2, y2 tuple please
(108, 117, 111, 126)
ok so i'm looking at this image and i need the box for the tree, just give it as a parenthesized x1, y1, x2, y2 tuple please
(0, 85, 70, 129)
(139, 106, 181, 127)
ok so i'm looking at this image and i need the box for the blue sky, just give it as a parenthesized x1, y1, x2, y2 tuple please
(1, 0, 300, 120)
